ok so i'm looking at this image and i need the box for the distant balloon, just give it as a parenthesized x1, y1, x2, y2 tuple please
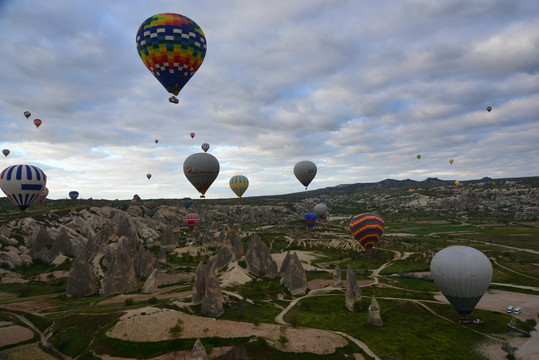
(229, 175, 249, 198)
(416, 154, 421, 159)
(136, 13, 207, 99)
(486, 106, 492, 112)
(0, 164, 47, 211)
(455, 180, 460, 187)
(184, 212, 200, 230)
(181, 197, 193, 210)
(183, 152, 220, 198)
(294, 160, 317, 190)
(430, 246, 492, 317)
(314, 203, 328, 219)
(143, 201, 158, 217)
(155, 139, 159, 144)
(132, 194, 141, 202)
(2, 149, 9, 157)
(201, 143, 210, 153)
(24, 111, 31, 119)
(190, 132, 195, 139)
(69, 191, 79, 200)
(304, 213, 317, 231)
(449, 159, 454, 164)
(37, 187, 49, 203)
(146, 173, 152, 180)
(350, 213, 384, 251)
(33, 119, 42, 128)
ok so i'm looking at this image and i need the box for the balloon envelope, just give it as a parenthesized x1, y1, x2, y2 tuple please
(350, 213, 384, 251)
(0, 164, 47, 211)
(304, 212, 317, 231)
(181, 197, 193, 210)
(183, 152, 219, 198)
(69, 191, 79, 200)
(33, 119, 42, 128)
(184, 212, 200, 230)
(294, 160, 317, 189)
(449, 159, 454, 164)
(37, 187, 49, 203)
(2, 149, 9, 157)
(190, 132, 195, 138)
(229, 175, 249, 198)
(201, 143, 210, 152)
(417, 154, 421, 159)
(430, 246, 492, 315)
(146, 173, 152, 179)
(486, 106, 492, 112)
(24, 111, 31, 119)
(136, 13, 207, 96)
(155, 139, 159, 144)
(143, 201, 158, 217)
(314, 203, 328, 219)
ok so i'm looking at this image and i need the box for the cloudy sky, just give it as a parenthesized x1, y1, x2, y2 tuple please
(0, 0, 538, 200)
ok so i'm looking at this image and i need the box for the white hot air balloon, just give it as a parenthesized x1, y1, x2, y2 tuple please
(0, 164, 47, 211)
(314, 203, 328, 219)
(183, 152, 220, 198)
(294, 160, 317, 190)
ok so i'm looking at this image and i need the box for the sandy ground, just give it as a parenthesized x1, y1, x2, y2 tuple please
(272, 250, 325, 272)
(0, 343, 57, 360)
(107, 306, 347, 354)
(0, 325, 34, 347)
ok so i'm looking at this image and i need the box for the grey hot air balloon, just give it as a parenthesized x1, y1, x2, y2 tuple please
(24, 111, 31, 119)
(430, 246, 492, 319)
(201, 143, 210, 152)
(2, 149, 9, 157)
(146, 173, 152, 179)
(183, 152, 220, 198)
(314, 203, 328, 219)
(294, 160, 317, 190)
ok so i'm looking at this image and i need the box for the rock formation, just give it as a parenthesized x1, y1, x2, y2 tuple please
(100, 247, 138, 296)
(189, 229, 201, 244)
(188, 338, 208, 360)
(333, 264, 343, 287)
(158, 247, 167, 264)
(279, 251, 291, 273)
(134, 244, 158, 278)
(345, 266, 361, 312)
(367, 296, 383, 326)
(226, 226, 244, 260)
(208, 246, 235, 273)
(201, 270, 224, 317)
(116, 215, 138, 242)
(66, 257, 98, 297)
(160, 225, 176, 247)
(192, 261, 207, 305)
(245, 234, 278, 278)
(202, 230, 214, 245)
(28, 226, 52, 261)
(280, 252, 307, 295)
(142, 268, 158, 294)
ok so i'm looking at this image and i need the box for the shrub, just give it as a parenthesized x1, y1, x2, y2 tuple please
(124, 298, 134, 306)
(169, 318, 184, 337)
(148, 296, 158, 304)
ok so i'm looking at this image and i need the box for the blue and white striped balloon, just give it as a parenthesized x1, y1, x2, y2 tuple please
(0, 164, 47, 211)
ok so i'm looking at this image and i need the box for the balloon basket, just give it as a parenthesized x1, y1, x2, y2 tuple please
(458, 316, 472, 324)
(200, 195, 205, 198)
(169, 96, 179, 104)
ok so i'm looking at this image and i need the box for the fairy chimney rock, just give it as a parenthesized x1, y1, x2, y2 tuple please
(188, 338, 208, 360)
(279, 251, 291, 274)
(333, 264, 343, 287)
(345, 266, 361, 312)
(142, 268, 159, 294)
(245, 234, 278, 278)
(281, 252, 307, 296)
(201, 270, 224, 317)
(192, 261, 207, 305)
(66, 257, 98, 297)
(367, 296, 383, 326)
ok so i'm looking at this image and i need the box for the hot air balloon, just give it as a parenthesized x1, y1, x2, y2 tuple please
(136, 13, 207, 103)
(304, 213, 317, 231)
(486, 106, 492, 112)
(201, 143, 210, 153)
(69, 191, 79, 200)
(455, 180, 460, 187)
(183, 152, 219, 198)
(416, 154, 421, 159)
(350, 213, 384, 251)
(33, 119, 42, 128)
(146, 173, 152, 180)
(2, 149, 9, 157)
(155, 139, 159, 144)
(0, 164, 47, 211)
(184, 212, 200, 230)
(314, 203, 328, 220)
(229, 175, 249, 198)
(294, 160, 317, 190)
(143, 201, 158, 217)
(181, 197, 193, 210)
(190, 132, 195, 139)
(430, 246, 492, 322)
(449, 159, 454, 164)
(24, 111, 31, 119)
(37, 187, 49, 203)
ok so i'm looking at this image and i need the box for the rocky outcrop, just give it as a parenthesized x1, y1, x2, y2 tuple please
(280, 252, 307, 295)
(66, 257, 98, 297)
(208, 247, 235, 273)
(333, 264, 343, 287)
(201, 270, 224, 317)
(0, 246, 32, 269)
(100, 247, 138, 296)
(227, 226, 244, 260)
(134, 244, 158, 278)
(116, 215, 138, 241)
(192, 261, 207, 305)
(28, 226, 51, 261)
(202, 231, 214, 245)
(160, 225, 176, 247)
(279, 251, 291, 273)
(367, 296, 383, 326)
(142, 269, 158, 294)
(190, 229, 201, 244)
(245, 234, 278, 278)
(345, 266, 361, 312)
(188, 338, 208, 360)
(158, 247, 167, 264)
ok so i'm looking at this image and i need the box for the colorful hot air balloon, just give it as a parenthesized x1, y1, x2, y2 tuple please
(304, 213, 317, 231)
(449, 159, 454, 164)
(314, 203, 328, 219)
(416, 154, 421, 159)
(143, 201, 158, 217)
(430, 246, 492, 321)
(37, 187, 49, 203)
(69, 191, 79, 200)
(229, 175, 249, 198)
(33, 119, 42, 128)
(455, 180, 460, 187)
(201, 143, 210, 153)
(190, 132, 195, 139)
(136, 13, 207, 102)
(294, 160, 317, 190)
(486, 106, 492, 112)
(146, 173, 152, 179)
(184, 212, 200, 230)
(24, 111, 31, 119)
(2, 149, 9, 157)
(350, 213, 384, 251)
(183, 152, 219, 198)
(155, 139, 159, 144)
(0, 165, 47, 211)
(181, 197, 193, 210)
